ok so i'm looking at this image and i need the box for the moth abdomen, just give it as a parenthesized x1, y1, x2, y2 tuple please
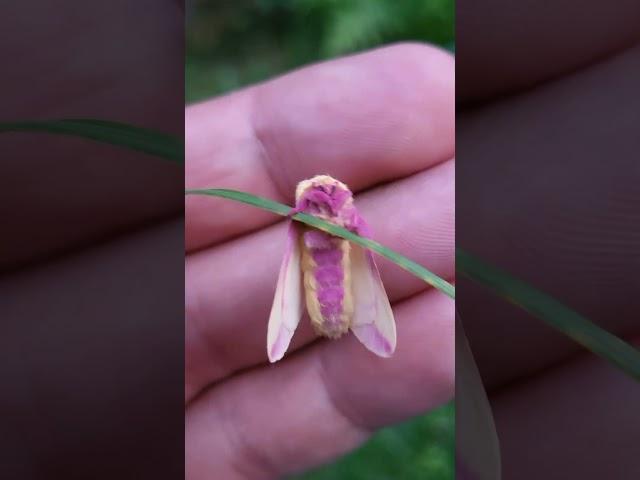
(301, 230, 353, 338)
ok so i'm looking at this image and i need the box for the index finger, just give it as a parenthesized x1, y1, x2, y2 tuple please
(185, 43, 454, 251)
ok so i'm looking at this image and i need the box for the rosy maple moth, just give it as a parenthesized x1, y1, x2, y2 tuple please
(267, 175, 396, 363)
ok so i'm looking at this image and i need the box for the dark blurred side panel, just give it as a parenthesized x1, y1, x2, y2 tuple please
(457, 1, 640, 478)
(0, 2, 184, 479)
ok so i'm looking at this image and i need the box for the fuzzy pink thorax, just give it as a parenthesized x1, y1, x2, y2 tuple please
(295, 183, 353, 220)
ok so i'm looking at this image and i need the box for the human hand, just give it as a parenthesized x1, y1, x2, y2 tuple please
(185, 44, 455, 479)
(457, 3, 640, 478)
(0, 3, 184, 478)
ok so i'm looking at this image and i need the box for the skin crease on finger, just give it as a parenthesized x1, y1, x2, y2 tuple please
(185, 43, 454, 251)
(186, 288, 454, 480)
(185, 161, 454, 402)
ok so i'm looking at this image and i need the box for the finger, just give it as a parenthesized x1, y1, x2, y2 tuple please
(457, 1, 640, 103)
(0, 218, 183, 477)
(457, 44, 640, 390)
(185, 42, 454, 251)
(185, 288, 454, 480)
(491, 339, 640, 479)
(0, 1, 183, 269)
(185, 162, 454, 401)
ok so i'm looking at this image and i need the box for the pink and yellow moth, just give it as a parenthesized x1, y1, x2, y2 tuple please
(267, 174, 396, 363)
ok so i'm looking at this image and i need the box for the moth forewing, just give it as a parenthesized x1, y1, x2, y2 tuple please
(266, 223, 304, 363)
(349, 244, 397, 357)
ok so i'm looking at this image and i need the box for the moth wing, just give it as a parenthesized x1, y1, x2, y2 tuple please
(349, 245, 397, 357)
(267, 222, 304, 363)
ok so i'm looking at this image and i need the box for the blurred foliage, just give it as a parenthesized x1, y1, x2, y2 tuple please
(290, 403, 455, 480)
(185, 0, 454, 102)
(186, 2, 454, 479)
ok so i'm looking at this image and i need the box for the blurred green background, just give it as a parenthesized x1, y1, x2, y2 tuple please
(291, 403, 454, 480)
(186, 0, 454, 103)
(186, 1, 454, 479)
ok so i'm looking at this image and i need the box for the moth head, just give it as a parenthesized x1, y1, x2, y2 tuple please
(295, 175, 353, 216)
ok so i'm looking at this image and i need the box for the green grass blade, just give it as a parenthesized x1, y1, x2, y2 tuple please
(457, 248, 640, 381)
(185, 188, 455, 299)
(0, 119, 183, 164)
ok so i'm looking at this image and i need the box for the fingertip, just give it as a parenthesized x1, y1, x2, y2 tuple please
(252, 42, 455, 195)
